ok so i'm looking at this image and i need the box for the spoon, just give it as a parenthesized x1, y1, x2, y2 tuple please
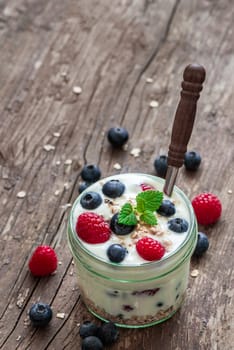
(163, 63, 206, 196)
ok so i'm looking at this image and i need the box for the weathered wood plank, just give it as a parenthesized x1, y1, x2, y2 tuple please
(0, 0, 233, 349)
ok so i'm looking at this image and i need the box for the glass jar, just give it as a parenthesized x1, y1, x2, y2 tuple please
(67, 174, 197, 328)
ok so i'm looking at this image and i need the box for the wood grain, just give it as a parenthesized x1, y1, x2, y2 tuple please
(0, 0, 233, 349)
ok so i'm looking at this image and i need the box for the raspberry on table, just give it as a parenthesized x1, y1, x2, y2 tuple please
(192, 192, 222, 225)
(76, 212, 111, 244)
(28, 245, 58, 277)
(136, 237, 165, 261)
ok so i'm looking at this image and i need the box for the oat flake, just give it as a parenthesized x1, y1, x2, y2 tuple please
(53, 132, 61, 138)
(113, 163, 122, 170)
(43, 144, 55, 152)
(130, 148, 141, 157)
(190, 269, 199, 278)
(56, 313, 66, 319)
(227, 189, 232, 194)
(64, 159, 72, 165)
(64, 182, 70, 190)
(72, 86, 82, 95)
(17, 191, 26, 198)
(146, 77, 153, 83)
(149, 100, 159, 108)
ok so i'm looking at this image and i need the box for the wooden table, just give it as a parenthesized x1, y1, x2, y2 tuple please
(0, 1, 233, 349)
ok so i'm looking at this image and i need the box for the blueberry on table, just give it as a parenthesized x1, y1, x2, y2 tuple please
(102, 179, 125, 198)
(184, 151, 201, 171)
(97, 321, 119, 345)
(107, 244, 127, 263)
(157, 199, 176, 217)
(78, 182, 92, 194)
(29, 302, 53, 327)
(80, 191, 102, 209)
(193, 232, 209, 257)
(79, 320, 99, 338)
(168, 218, 189, 233)
(107, 126, 129, 147)
(110, 213, 135, 235)
(154, 155, 168, 178)
(81, 164, 101, 182)
(81, 336, 103, 350)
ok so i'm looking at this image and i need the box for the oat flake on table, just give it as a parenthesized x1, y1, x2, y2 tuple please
(64, 159, 72, 165)
(17, 191, 26, 198)
(146, 77, 153, 83)
(130, 148, 141, 157)
(149, 100, 159, 108)
(72, 86, 82, 95)
(43, 144, 55, 152)
(190, 269, 199, 278)
(113, 163, 122, 170)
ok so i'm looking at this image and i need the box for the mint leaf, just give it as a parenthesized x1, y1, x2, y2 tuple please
(140, 210, 157, 225)
(118, 203, 137, 226)
(136, 190, 163, 212)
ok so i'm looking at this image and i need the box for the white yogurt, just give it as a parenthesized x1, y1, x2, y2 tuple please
(73, 173, 190, 265)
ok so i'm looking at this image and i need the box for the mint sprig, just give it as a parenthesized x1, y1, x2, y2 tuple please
(118, 203, 138, 225)
(118, 190, 163, 226)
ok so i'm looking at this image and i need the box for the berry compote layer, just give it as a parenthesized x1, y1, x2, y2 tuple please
(68, 173, 197, 327)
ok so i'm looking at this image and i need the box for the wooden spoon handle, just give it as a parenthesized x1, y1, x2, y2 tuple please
(168, 64, 206, 168)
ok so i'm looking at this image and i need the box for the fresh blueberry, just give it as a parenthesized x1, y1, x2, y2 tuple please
(184, 151, 201, 171)
(154, 155, 168, 178)
(102, 179, 125, 198)
(110, 213, 135, 235)
(132, 288, 160, 296)
(79, 321, 99, 339)
(168, 218, 189, 233)
(97, 322, 119, 345)
(122, 304, 134, 312)
(78, 182, 92, 194)
(193, 232, 209, 257)
(107, 244, 127, 263)
(29, 302, 53, 327)
(80, 191, 102, 209)
(156, 302, 164, 307)
(81, 164, 101, 182)
(106, 290, 119, 298)
(107, 127, 129, 147)
(81, 336, 103, 350)
(157, 200, 176, 217)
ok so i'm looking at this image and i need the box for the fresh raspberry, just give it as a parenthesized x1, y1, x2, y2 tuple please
(192, 192, 222, 225)
(76, 212, 111, 244)
(136, 237, 165, 261)
(29, 245, 58, 277)
(140, 183, 155, 191)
